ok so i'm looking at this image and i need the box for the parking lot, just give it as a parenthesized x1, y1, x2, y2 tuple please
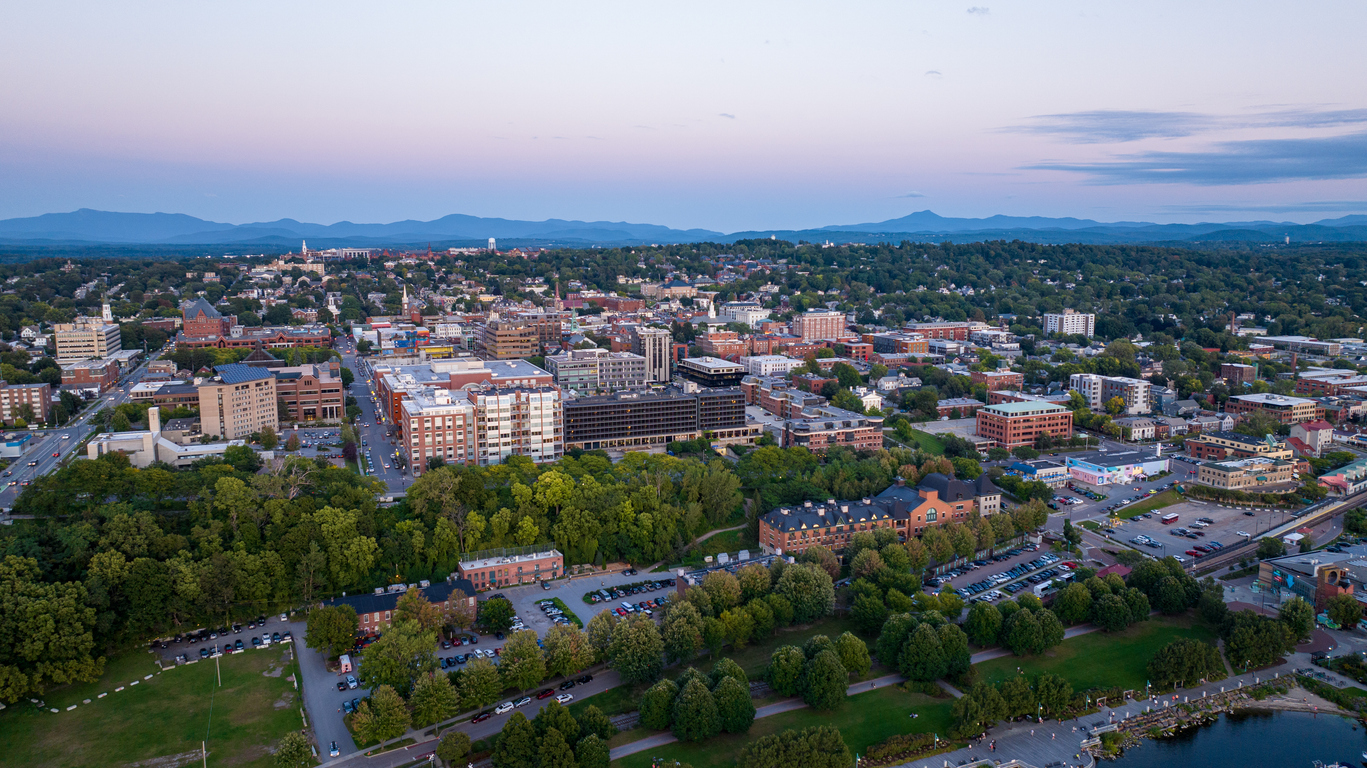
(930, 545, 1075, 606)
(1111, 499, 1291, 564)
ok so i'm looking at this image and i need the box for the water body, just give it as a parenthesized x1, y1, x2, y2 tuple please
(1111, 710, 1365, 767)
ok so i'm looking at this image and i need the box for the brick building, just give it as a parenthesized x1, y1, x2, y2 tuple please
(275, 363, 345, 421)
(61, 359, 120, 394)
(970, 370, 1024, 391)
(1183, 431, 1293, 462)
(783, 405, 883, 453)
(792, 310, 847, 341)
(974, 401, 1074, 449)
(329, 579, 477, 634)
(1225, 393, 1322, 424)
(198, 364, 279, 439)
(0, 382, 51, 425)
(479, 319, 540, 359)
(457, 548, 564, 590)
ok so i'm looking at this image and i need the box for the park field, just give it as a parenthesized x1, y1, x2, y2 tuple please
(611, 687, 954, 768)
(0, 645, 304, 768)
(973, 615, 1217, 692)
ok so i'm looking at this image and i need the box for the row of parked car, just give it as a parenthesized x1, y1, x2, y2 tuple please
(611, 594, 670, 617)
(1107, 482, 1175, 512)
(186, 630, 292, 660)
(586, 578, 675, 603)
(440, 648, 500, 668)
(469, 674, 596, 721)
(925, 545, 1040, 589)
(953, 551, 1066, 601)
(537, 599, 575, 627)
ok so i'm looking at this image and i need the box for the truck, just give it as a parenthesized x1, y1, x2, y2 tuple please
(1160, 513, 1180, 525)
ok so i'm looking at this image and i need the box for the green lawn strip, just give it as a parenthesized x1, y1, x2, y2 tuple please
(973, 616, 1215, 692)
(1114, 490, 1183, 519)
(670, 529, 746, 569)
(906, 429, 946, 455)
(547, 597, 584, 628)
(610, 688, 955, 768)
(607, 728, 656, 749)
(365, 738, 417, 755)
(0, 647, 300, 768)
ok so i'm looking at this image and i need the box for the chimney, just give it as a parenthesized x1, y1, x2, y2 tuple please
(148, 406, 161, 433)
(840, 505, 849, 514)
(803, 500, 812, 508)
(895, 475, 905, 487)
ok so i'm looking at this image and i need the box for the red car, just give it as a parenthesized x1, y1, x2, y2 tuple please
(472, 711, 493, 723)
(52, 452, 60, 457)
(536, 688, 555, 700)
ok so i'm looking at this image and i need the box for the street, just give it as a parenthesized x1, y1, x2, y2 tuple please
(0, 349, 161, 510)
(338, 344, 412, 495)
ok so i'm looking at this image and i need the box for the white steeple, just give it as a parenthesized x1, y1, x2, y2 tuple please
(301, 239, 308, 255)
(102, 296, 113, 323)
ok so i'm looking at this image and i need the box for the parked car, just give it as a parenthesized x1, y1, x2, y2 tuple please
(495, 702, 514, 714)
(556, 693, 574, 704)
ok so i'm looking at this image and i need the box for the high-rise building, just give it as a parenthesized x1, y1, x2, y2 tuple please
(1044, 309, 1096, 338)
(54, 321, 122, 363)
(0, 382, 51, 425)
(545, 349, 648, 392)
(562, 386, 753, 451)
(632, 326, 673, 383)
(400, 385, 563, 474)
(975, 401, 1074, 449)
(792, 309, 846, 341)
(1068, 373, 1151, 415)
(479, 319, 539, 359)
(197, 364, 279, 439)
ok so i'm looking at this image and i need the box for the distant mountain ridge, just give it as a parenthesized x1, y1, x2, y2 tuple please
(0, 207, 1364, 247)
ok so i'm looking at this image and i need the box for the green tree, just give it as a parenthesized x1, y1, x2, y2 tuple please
(1093, 594, 1132, 632)
(273, 732, 312, 767)
(963, 601, 1002, 646)
(766, 645, 806, 697)
(938, 623, 971, 679)
(461, 656, 503, 709)
(1257, 538, 1286, 560)
(640, 678, 679, 730)
(899, 623, 947, 682)
(534, 700, 580, 742)
(1278, 596, 1315, 643)
(736, 726, 851, 768)
(396, 587, 444, 633)
(709, 657, 749, 690)
(702, 571, 742, 611)
(358, 620, 437, 696)
(584, 610, 619, 663)
(608, 615, 664, 685)
(1053, 583, 1092, 625)
(544, 623, 594, 679)
(436, 731, 472, 767)
(850, 593, 888, 635)
(1327, 593, 1363, 630)
(492, 712, 538, 768)
(410, 671, 460, 727)
(775, 563, 835, 624)
(284, 433, 300, 451)
(575, 704, 616, 741)
(500, 629, 548, 691)
(575, 734, 610, 768)
(737, 563, 772, 601)
(259, 425, 279, 451)
(479, 597, 516, 632)
(352, 684, 411, 744)
(1147, 638, 1225, 690)
(713, 675, 756, 733)
(663, 602, 704, 663)
(800, 650, 848, 710)
(305, 604, 359, 657)
(671, 676, 721, 742)
(834, 632, 871, 678)
(1003, 609, 1044, 656)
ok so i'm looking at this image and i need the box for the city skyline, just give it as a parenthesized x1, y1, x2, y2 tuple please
(3, 1, 1366, 230)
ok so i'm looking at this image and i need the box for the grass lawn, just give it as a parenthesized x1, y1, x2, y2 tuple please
(0, 645, 302, 768)
(1115, 490, 1183, 519)
(548, 597, 584, 628)
(671, 529, 746, 569)
(973, 616, 1216, 692)
(568, 683, 648, 718)
(905, 429, 946, 455)
(611, 687, 955, 768)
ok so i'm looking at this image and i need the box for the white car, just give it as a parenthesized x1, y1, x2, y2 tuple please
(1236, 531, 1250, 537)
(555, 693, 574, 704)
(495, 701, 514, 714)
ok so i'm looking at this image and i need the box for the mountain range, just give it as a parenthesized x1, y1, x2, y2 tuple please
(2, 208, 1367, 248)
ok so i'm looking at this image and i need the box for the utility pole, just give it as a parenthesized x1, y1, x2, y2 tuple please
(216, 653, 221, 687)
(202, 741, 207, 768)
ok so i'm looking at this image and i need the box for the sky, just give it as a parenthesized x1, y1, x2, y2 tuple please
(3, 0, 1367, 232)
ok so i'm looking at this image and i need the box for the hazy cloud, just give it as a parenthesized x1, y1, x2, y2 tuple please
(1010, 107, 1367, 144)
(1160, 201, 1367, 214)
(718, 113, 736, 119)
(967, 7, 990, 14)
(1028, 131, 1367, 185)
(896, 191, 928, 198)
(925, 70, 942, 76)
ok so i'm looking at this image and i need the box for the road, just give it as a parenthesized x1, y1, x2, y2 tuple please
(337, 341, 412, 495)
(0, 348, 162, 510)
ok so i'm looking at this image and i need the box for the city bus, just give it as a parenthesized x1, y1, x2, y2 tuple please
(1160, 513, 1180, 525)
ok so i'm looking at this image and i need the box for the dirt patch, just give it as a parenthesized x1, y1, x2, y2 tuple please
(121, 749, 202, 768)
(273, 693, 294, 709)
(262, 664, 284, 678)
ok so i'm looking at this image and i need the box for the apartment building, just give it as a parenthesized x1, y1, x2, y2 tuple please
(697, 330, 748, 359)
(479, 319, 540, 359)
(792, 309, 846, 341)
(54, 322, 121, 363)
(783, 405, 884, 453)
(374, 358, 553, 423)
(974, 401, 1074, 449)
(61, 359, 120, 395)
(1044, 309, 1095, 338)
(1196, 456, 1297, 491)
(740, 355, 804, 377)
(631, 326, 673, 383)
(1069, 373, 1151, 415)
(274, 363, 345, 421)
(545, 349, 648, 393)
(1183, 431, 1294, 462)
(400, 384, 563, 474)
(1221, 362, 1257, 387)
(970, 370, 1024, 391)
(903, 322, 987, 341)
(1225, 393, 1321, 424)
(198, 364, 279, 439)
(0, 382, 51, 425)
(757, 473, 1001, 554)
